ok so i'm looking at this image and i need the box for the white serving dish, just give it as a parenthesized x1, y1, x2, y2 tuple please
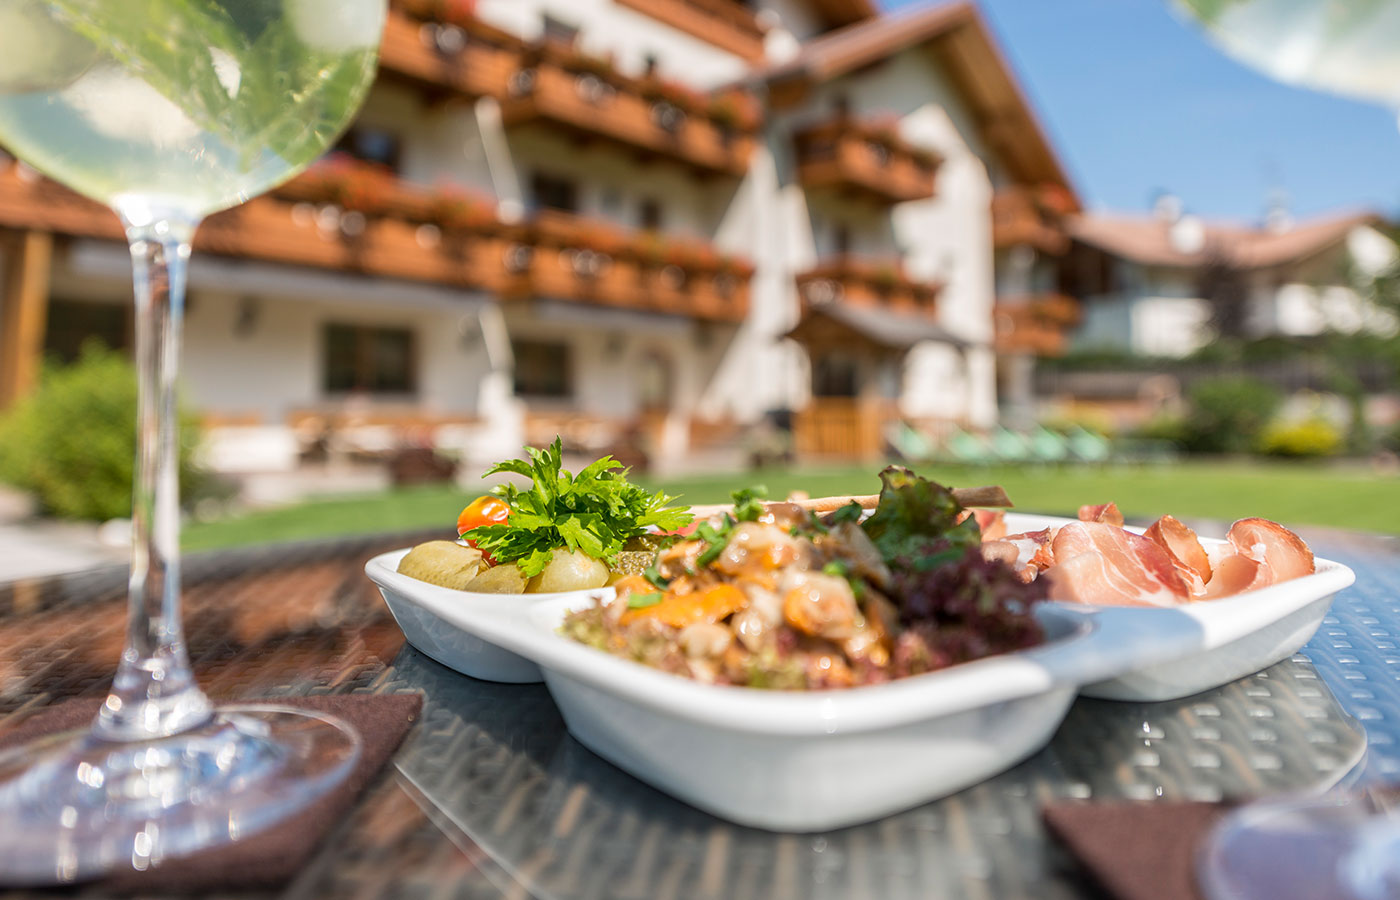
(364, 511, 1354, 828)
(369, 547, 607, 683)
(1002, 513, 1356, 702)
(367, 543, 1196, 830)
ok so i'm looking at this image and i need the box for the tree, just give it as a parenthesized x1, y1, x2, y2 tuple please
(1196, 244, 1251, 344)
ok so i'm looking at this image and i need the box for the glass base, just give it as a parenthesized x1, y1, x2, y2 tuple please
(0, 704, 360, 886)
(1198, 791, 1400, 900)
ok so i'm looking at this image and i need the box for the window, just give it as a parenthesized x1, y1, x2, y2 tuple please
(334, 125, 402, 172)
(833, 225, 851, 257)
(542, 14, 578, 46)
(530, 172, 578, 213)
(323, 324, 416, 394)
(639, 198, 663, 231)
(513, 340, 573, 398)
(44, 299, 130, 363)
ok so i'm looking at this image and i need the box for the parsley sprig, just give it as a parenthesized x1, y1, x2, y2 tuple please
(464, 439, 693, 577)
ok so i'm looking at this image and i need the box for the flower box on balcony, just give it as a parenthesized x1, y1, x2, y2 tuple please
(796, 257, 940, 314)
(500, 46, 757, 177)
(993, 300, 1074, 357)
(991, 185, 1072, 255)
(794, 116, 939, 205)
(380, 0, 520, 98)
(501, 212, 750, 321)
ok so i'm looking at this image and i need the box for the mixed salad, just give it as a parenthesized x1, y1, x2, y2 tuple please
(561, 468, 1046, 689)
(395, 441, 1318, 690)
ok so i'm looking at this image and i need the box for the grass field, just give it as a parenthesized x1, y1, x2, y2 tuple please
(180, 460, 1400, 552)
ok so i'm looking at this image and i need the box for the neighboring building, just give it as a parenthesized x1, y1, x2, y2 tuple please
(0, 0, 1081, 472)
(1064, 203, 1398, 358)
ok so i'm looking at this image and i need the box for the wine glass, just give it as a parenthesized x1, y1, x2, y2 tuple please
(1170, 4, 1400, 897)
(0, 0, 385, 884)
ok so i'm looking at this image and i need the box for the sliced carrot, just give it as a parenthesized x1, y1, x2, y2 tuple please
(621, 583, 746, 628)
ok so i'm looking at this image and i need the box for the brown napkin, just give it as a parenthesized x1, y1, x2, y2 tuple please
(1043, 801, 1229, 900)
(0, 694, 421, 893)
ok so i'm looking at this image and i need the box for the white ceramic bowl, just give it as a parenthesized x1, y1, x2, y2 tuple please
(1002, 513, 1356, 701)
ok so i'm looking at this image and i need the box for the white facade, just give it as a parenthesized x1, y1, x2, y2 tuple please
(1072, 224, 1399, 358)
(29, 0, 1039, 471)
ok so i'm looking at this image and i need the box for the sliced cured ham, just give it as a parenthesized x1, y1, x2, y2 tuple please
(1144, 515, 1212, 595)
(1227, 518, 1315, 582)
(1200, 552, 1269, 599)
(1048, 521, 1190, 607)
(973, 509, 1007, 541)
(1078, 502, 1125, 528)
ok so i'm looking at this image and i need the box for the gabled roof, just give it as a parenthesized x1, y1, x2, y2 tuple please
(757, 2, 1078, 205)
(1068, 210, 1382, 271)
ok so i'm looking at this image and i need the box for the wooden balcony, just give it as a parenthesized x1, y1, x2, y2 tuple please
(0, 158, 490, 293)
(795, 257, 939, 314)
(993, 295, 1081, 357)
(500, 49, 757, 177)
(992, 185, 1074, 255)
(0, 158, 750, 322)
(502, 210, 752, 322)
(377, 3, 519, 99)
(794, 117, 939, 205)
(615, 0, 766, 61)
(382, 0, 761, 178)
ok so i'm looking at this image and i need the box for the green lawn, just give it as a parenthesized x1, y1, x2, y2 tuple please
(181, 460, 1400, 552)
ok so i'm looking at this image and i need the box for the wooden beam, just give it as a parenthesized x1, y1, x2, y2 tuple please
(0, 230, 53, 409)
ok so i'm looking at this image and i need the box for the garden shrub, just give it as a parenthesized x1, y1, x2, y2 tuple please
(1131, 415, 1190, 447)
(1257, 419, 1342, 458)
(1182, 376, 1281, 454)
(0, 344, 206, 521)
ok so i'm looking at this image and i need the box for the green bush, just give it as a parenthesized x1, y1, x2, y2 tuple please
(1257, 419, 1342, 458)
(1132, 414, 1190, 446)
(0, 345, 206, 521)
(1182, 376, 1281, 454)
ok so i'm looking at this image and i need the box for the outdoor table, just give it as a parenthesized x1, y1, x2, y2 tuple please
(0, 524, 1395, 899)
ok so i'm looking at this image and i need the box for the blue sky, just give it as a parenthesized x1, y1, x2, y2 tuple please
(881, 0, 1400, 222)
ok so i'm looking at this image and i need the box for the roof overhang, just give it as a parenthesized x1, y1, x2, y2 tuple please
(784, 302, 972, 353)
(759, 2, 1079, 208)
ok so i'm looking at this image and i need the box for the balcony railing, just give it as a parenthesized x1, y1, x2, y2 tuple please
(501, 46, 758, 177)
(795, 257, 939, 314)
(992, 185, 1074, 255)
(378, 2, 520, 99)
(0, 159, 748, 321)
(993, 294, 1081, 357)
(794, 116, 939, 205)
(615, 0, 766, 60)
(502, 210, 752, 322)
(382, 0, 761, 177)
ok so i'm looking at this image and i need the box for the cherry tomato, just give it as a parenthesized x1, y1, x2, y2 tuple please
(457, 495, 509, 536)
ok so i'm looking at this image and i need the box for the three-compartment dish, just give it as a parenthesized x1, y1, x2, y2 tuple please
(365, 445, 1355, 831)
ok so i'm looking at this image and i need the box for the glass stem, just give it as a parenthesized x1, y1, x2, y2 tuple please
(92, 215, 212, 743)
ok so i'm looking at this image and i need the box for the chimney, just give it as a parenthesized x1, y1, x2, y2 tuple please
(1153, 191, 1183, 224)
(1264, 188, 1293, 233)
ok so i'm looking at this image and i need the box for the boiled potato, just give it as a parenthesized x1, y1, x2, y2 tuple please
(464, 562, 527, 594)
(527, 549, 610, 593)
(397, 541, 483, 590)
